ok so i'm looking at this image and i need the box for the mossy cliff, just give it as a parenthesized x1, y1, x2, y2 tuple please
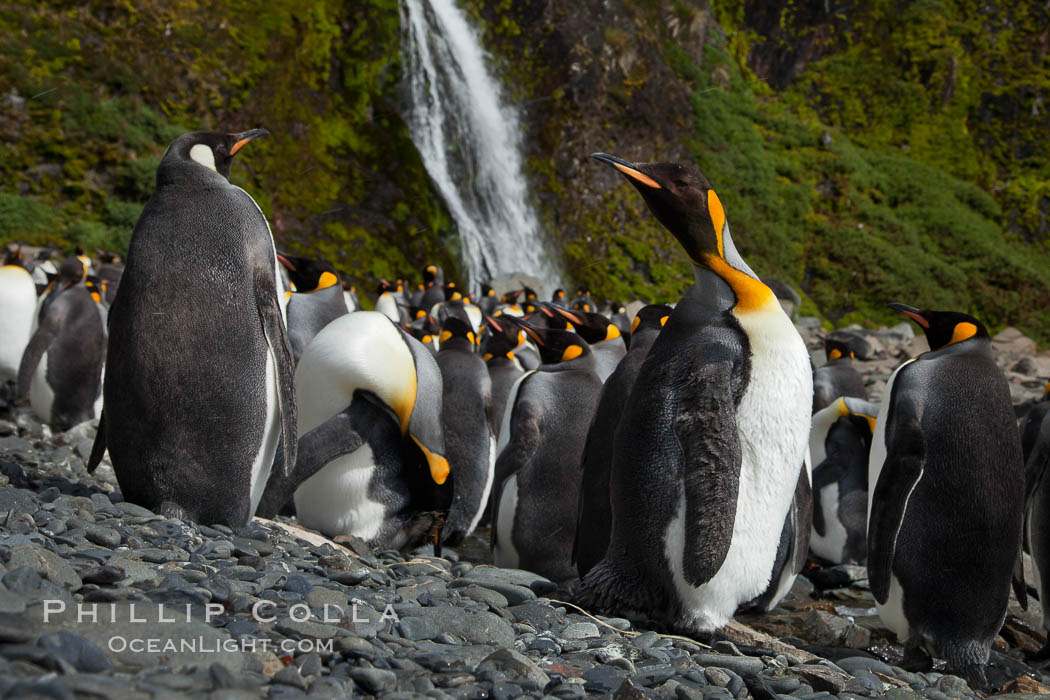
(1, 0, 1048, 341)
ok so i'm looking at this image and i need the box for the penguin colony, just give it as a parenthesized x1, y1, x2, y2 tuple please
(1, 132, 1045, 688)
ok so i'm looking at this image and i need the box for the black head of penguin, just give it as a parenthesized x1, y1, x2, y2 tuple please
(523, 286, 538, 301)
(439, 316, 477, 352)
(824, 337, 855, 362)
(3, 246, 24, 267)
(534, 304, 571, 331)
(551, 288, 567, 305)
(630, 303, 673, 336)
(482, 315, 519, 359)
(444, 283, 463, 302)
(592, 153, 720, 266)
(377, 278, 402, 295)
(481, 282, 495, 297)
(277, 253, 340, 293)
(888, 303, 990, 351)
(423, 264, 444, 286)
(548, 304, 621, 346)
(501, 289, 522, 305)
(504, 315, 593, 367)
(157, 129, 269, 185)
(407, 313, 440, 349)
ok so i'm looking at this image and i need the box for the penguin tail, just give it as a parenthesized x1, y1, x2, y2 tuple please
(85, 411, 107, 473)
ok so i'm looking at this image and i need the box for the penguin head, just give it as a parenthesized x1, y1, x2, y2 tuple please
(631, 303, 673, 335)
(423, 264, 443, 286)
(377, 278, 401, 295)
(610, 302, 627, 315)
(439, 316, 477, 350)
(549, 304, 621, 345)
(159, 129, 269, 182)
(501, 289, 522, 304)
(277, 253, 340, 292)
(481, 283, 495, 297)
(823, 337, 855, 362)
(592, 152, 722, 263)
(444, 283, 463, 302)
(551, 288, 566, 304)
(57, 256, 87, 287)
(535, 303, 572, 330)
(504, 316, 592, 366)
(3, 246, 24, 267)
(523, 286, 538, 301)
(888, 303, 990, 351)
(482, 315, 521, 360)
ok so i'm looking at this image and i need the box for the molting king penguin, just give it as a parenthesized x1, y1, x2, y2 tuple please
(17, 256, 106, 431)
(575, 153, 812, 633)
(813, 336, 867, 412)
(277, 253, 348, 364)
(0, 248, 38, 387)
(1021, 382, 1050, 658)
(261, 311, 450, 550)
(86, 129, 297, 529)
(868, 303, 1024, 687)
(436, 316, 496, 545)
(574, 303, 672, 577)
(491, 317, 603, 583)
(809, 396, 878, 565)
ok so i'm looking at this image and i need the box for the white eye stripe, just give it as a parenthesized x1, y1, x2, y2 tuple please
(189, 143, 217, 171)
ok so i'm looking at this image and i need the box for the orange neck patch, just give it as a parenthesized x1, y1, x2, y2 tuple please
(708, 190, 726, 258)
(702, 253, 776, 313)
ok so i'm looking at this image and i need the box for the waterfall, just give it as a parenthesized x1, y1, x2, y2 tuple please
(399, 0, 559, 293)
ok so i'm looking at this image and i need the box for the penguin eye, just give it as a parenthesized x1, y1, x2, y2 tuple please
(673, 179, 689, 189)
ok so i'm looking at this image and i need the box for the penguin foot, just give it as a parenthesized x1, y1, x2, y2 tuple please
(159, 501, 191, 523)
(953, 663, 988, 692)
(900, 645, 933, 672)
(1027, 640, 1050, 662)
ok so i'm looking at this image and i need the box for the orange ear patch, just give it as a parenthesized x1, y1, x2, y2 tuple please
(317, 271, 339, 289)
(561, 345, 583, 362)
(949, 322, 977, 345)
(631, 316, 641, 334)
(828, 348, 843, 361)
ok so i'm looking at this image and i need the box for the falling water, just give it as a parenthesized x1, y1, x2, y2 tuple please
(399, 0, 559, 292)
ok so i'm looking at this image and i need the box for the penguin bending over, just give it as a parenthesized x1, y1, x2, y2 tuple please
(0, 249, 38, 385)
(260, 312, 451, 550)
(491, 318, 603, 583)
(813, 337, 867, 412)
(868, 304, 1024, 688)
(86, 129, 296, 529)
(574, 304, 671, 577)
(277, 253, 348, 364)
(436, 317, 495, 545)
(809, 396, 878, 565)
(575, 154, 812, 633)
(17, 257, 106, 431)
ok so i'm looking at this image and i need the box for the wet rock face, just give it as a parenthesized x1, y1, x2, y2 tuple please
(0, 316, 1048, 697)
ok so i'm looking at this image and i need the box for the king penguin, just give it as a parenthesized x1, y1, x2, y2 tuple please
(547, 304, 627, 382)
(0, 249, 38, 388)
(809, 396, 878, 565)
(574, 303, 672, 577)
(277, 253, 348, 364)
(86, 129, 297, 529)
(868, 303, 1024, 687)
(436, 316, 496, 546)
(575, 154, 812, 633)
(260, 311, 450, 550)
(376, 279, 408, 325)
(1021, 383, 1050, 658)
(812, 336, 867, 412)
(18, 257, 106, 431)
(491, 318, 603, 583)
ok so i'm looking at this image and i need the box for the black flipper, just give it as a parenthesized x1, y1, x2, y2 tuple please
(16, 314, 61, 402)
(489, 374, 541, 552)
(256, 267, 297, 477)
(790, 460, 813, 580)
(255, 407, 365, 518)
(86, 410, 106, 473)
(676, 359, 740, 587)
(867, 385, 925, 605)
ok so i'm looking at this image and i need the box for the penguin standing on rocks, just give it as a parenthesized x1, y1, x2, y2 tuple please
(436, 316, 495, 545)
(86, 129, 297, 529)
(17, 257, 106, 431)
(259, 311, 450, 549)
(0, 249, 38, 388)
(277, 253, 348, 364)
(813, 336, 867, 412)
(576, 154, 812, 633)
(491, 318, 603, 582)
(574, 304, 672, 577)
(1021, 383, 1050, 658)
(868, 304, 1024, 687)
(809, 396, 878, 565)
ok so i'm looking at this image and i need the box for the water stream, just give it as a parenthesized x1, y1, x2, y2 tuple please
(399, 0, 559, 293)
